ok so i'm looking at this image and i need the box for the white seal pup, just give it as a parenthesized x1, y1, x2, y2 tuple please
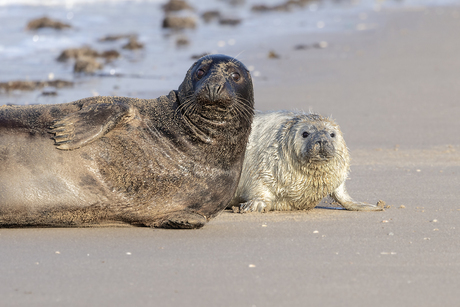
(230, 111, 382, 212)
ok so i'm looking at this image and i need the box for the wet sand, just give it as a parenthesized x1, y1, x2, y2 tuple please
(1, 4, 460, 307)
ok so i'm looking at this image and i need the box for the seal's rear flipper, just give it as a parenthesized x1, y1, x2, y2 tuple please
(331, 182, 383, 211)
(157, 211, 207, 229)
(49, 102, 131, 150)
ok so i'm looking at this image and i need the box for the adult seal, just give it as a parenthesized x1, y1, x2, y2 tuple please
(229, 111, 382, 212)
(0, 54, 254, 228)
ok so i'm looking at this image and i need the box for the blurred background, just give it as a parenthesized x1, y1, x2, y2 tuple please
(1, 0, 456, 106)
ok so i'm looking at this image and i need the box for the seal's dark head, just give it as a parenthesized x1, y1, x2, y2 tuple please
(177, 54, 254, 143)
(178, 54, 254, 120)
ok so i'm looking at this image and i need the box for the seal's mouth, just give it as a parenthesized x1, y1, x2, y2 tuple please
(303, 144, 335, 163)
(306, 154, 334, 163)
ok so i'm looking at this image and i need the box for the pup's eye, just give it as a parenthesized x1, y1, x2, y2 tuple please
(302, 132, 309, 138)
(231, 72, 241, 82)
(196, 69, 205, 79)
(330, 133, 335, 138)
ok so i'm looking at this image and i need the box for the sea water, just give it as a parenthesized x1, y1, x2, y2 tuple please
(0, 0, 458, 105)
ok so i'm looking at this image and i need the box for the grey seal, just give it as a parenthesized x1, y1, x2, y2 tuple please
(229, 111, 382, 212)
(0, 54, 254, 228)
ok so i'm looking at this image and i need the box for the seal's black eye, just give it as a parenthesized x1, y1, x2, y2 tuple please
(231, 72, 241, 82)
(330, 133, 335, 138)
(302, 132, 309, 138)
(196, 69, 205, 80)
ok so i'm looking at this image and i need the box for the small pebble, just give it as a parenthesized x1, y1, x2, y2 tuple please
(399, 205, 406, 209)
(388, 232, 394, 236)
(248, 264, 256, 268)
(122, 37, 144, 50)
(377, 200, 387, 208)
(55, 251, 60, 254)
(27, 16, 71, 30)
(268, 50, 280, 59)
(431, 219, 438, 223)
(382, 220, 389, 223)
(126, 252, 132, 255)
(162, 16, 196, 30)
(176, 36, 190, 47)
(313, 230, 319, 233)
(219, 18, 241, 26)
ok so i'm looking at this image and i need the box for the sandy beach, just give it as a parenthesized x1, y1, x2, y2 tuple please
(1, 1, 460, 306)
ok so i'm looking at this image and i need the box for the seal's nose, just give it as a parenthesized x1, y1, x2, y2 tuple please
(206, 83, 222, 101)
(311, 131, 333, 152)
(314, 133, 329, 145)
(315, 139, 328, 146)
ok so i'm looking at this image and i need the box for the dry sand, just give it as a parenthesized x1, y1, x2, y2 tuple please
(1, 5, 460, 307)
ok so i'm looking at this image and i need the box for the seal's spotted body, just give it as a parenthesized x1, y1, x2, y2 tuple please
(0, 54, 254, 228)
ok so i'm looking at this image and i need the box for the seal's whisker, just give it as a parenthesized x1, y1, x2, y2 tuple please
(333, 149, 347, 167)
(235, 94, 254, 116)
(176, 96, 196, 116)
(233, 50, 245, 61)
(237, 100, 253, 123)
(230, 98, 252, 123)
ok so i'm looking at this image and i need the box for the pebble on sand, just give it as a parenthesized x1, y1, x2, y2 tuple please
(251, 0, 312, 13)
(201, 10, 221, 23)
(58, 47, 120, 64)
(162, 16, 197, 30)
(98, 34, 136, 42)
(377, 200, 387, 209)
(57, 47, 99, 62)
(100, 50, 121, 61)
(27, 16, 71, 30)
(162, 0, 194, 12)
(176, 36, 190, 47)
(74, 57, 103, 73)
(122, 37, 144, 50)
(219, 18, 242, 26)
(268, 50, 280, 59)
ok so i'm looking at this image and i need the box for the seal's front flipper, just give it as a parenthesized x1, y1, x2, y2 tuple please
(157, 211, 207, 229)
(50, 102, 131, 150)
(332, 182, 383, 211)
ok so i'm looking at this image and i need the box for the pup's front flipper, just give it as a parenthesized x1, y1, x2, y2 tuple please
(332, 182, 383, 211)
(50, 102, 132, 150)
(239, 198, 270, 213)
